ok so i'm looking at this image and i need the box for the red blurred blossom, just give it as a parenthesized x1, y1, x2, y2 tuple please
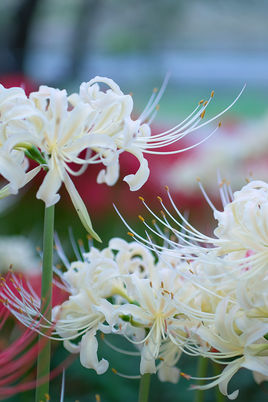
(0, 273, 70, 399)
(0, 73, 38, 95)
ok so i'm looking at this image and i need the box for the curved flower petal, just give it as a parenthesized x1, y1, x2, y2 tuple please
(192, 358, 242, 400)
(36, 166, 62, 207)
(63, 340, 80, 354)
(123, 149, 149, 191)
(158, 364, 180, 384)
(140, 335, 157, 375)
(0, 165, 41, 199)
(0, 155, 26, 191)
(67, 133, 116, 157)
(63, 172, 101, 242)
(97, 153, 119, 186)
(80, 329, 109, 375)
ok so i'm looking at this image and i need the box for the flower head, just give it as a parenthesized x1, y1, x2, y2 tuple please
(0, 79, 242, 240)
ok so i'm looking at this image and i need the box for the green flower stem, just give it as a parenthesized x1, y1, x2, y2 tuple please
(194, 357, 208, 402)
(35, 205, 55, 402)
(213, 363, 226, 402)
(138, 374, 151, 402)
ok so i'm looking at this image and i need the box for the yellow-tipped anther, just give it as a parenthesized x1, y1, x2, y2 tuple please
(100, 333, 105, 340)
(153, 87, 158, 93)
(196, 176, 201, 182)
(127, 232, 134, 237)
(156, 104, 160, 111)
(150, 281, 153, 288)
(180, 372, 191, 380)
(200, 110, 206, 119)
(112, 368, 118, 374)
(87, 234, 92, 240)
(210, 90, 215, 98)
(203, 100, 208, 106)
(45, 394, 50, 401)
(199, 99, 204, 105)
(78, 239, 83, 246)
(161, 281, 164, 288)
(138, 215, 145, 222)
(96, 395, 101, 402)
(139, 196, 145, 202)
(157, 196, 163, 203)
(164, 185, 169, 191)
(8, 265, 13, 271)
(160, 210, 165, 217)
(158, 357, 164, 361)
(152, 219, 156, 225)
(218, 121, 222, 127)
(36, 246, 41, 252)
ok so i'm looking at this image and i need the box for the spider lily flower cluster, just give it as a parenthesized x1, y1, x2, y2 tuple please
(0, 238, 199, 383)
(1, 180, 268, 399)
(123, 179, 268, 399)
(0, 78, 237, 240)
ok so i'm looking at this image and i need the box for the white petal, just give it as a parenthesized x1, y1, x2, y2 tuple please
(80, 330, 109, 375)
(158, 365, 180, 384)
(63, 172, 101, 242)
(140, 337, 157, 375)
(253, 371, 268, 384)
(65, 133, 116, 155)
(97, 154, 119, 186)
(64, 340, 80, 353)
(0, 166, 40, 200)
(123, 149, 149, 191)
(243, 355, 268, 377)
(0, 154, 26, 190)
(36, 167, 62, 207)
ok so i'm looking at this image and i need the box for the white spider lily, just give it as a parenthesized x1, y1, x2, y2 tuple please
(75, 77, 244, 191)
(1, 78, 243, 240)
(2, 85, 120, 240)
(115, 268, 199, 377)
(192, 299, 268, 400)
(0, 85, 41, 196)
(120, 177, 268, 284)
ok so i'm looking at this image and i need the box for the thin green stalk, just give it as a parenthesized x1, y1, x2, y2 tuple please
(213, 363, 226, 402)
(195, 357, 208, 402)
(138, 374, 151, 402)
(35, 205, 55, 402)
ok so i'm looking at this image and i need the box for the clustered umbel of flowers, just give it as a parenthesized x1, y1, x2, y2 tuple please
(1, 179, 268, 399)
(0, 76, 227, 241)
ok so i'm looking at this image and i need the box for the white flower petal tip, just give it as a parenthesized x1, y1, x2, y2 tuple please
(123, 151, 149, 191)
(158, 366, 180, 384)
(80, 331, 109, 375)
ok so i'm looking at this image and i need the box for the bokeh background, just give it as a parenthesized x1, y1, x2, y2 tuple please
(1, 0, 268, 401)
